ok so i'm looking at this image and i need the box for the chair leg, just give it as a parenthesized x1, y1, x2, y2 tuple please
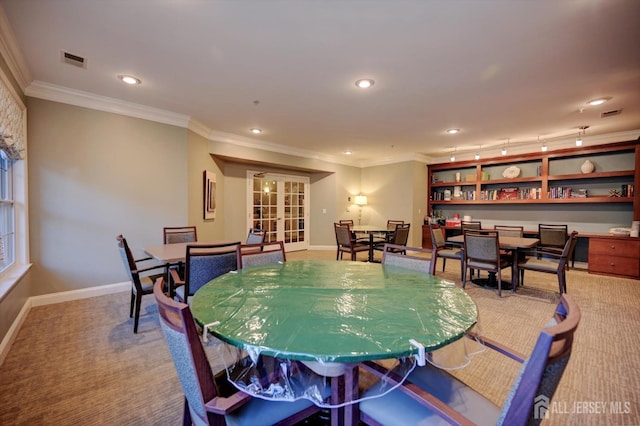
(182, 397, 192, 426)
(133, 292, 142, 333)
(559, 271, 566, 294)
(442, 258, 447, 272)
(461, 263, 467, 289)
(497, 272, 502, 298)
(129, 289, 135, 318)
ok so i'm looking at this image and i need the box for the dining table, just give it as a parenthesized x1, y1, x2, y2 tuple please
(448, 234, 539, 291)
(350, 225, 393, 262)
(144, 240, 240, 263)
(190, 259, 478, 425)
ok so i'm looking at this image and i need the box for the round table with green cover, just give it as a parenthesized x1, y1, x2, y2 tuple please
(191, 259, 477, 362)
(191, 260, 478, 424)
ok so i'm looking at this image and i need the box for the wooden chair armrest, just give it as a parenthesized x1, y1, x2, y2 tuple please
(204, 391, 252, 415)
(360, 361, 474, 426)
(133, 255, 153, 262)
(132, 264, 167, 275)
(170, 268, 184, 286)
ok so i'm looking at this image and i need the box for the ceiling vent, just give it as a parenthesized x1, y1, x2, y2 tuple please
(60, 51, 87, 68)
(601, 109, 622, 118)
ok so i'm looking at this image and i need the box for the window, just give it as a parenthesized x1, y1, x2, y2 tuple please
(0, 149, 14, 273)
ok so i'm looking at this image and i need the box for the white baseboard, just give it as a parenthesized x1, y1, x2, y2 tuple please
(30, 281, 130, 307)
(0, 296, 31, 367)
(0, 281, 130, 366)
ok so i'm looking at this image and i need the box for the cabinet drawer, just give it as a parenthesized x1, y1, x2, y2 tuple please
(589, 239, 640, 259)
(588, 256, 640, 278)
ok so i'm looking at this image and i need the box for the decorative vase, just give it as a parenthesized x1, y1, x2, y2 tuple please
(580, 159, 595, 174)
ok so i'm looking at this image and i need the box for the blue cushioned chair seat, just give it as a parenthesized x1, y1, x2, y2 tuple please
(360, 363, 500, 426)
(226, 396, 319, 426)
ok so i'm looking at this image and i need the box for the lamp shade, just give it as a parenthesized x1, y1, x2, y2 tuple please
(354, 195, 368, 206)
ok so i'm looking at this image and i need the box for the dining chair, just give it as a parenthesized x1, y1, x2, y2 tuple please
(494, 225, 525, 260)
(461, 220, 482, 231)
(463, 230, 512, 297)
(237, 240, 286, 269)
(384, 219, 405, 241)
(374, 223, 410, 255)
(334, 222, 370, 261)
(339, 219, 368, 242)
(153, 278, 325, 426)
(429, 225, 464, 278)
(116, 234, 167, 333)
(381, 243, 432, 274)
(246, 227, 266, 244)
(163, 226, 198, 244)
(518, 231, 579, 293)
(537, 224, 568, 258)
(359, 294, 581, 426)
(493, 225, 524, 238)
(170, 241, 241, 304)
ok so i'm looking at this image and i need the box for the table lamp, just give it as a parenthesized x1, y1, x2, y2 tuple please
(354, 195, 368, 225)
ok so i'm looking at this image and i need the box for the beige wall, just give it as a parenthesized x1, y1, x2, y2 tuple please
(186, 131, 227, 241)
(361, 161, 428, 246)
(26, 98, 189, 294)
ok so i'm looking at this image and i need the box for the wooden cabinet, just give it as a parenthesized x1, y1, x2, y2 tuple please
(588, 236, 640, 279)
(427, 140, 639, 220)
(421, 225, 433, 249)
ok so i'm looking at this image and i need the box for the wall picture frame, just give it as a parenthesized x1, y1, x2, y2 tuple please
(203, 170, 216, 220)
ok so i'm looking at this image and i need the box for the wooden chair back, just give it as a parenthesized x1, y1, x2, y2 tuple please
(461, 221, 482, 231)
(381, 244, 431, 274)
(390, 223, 410, 246)
(154, 278, 222, 425)
(164, 226, 198, 244)
(176, 242, 240, 303)
(538, 224, 568, 249)
(237, 241, 286, 269)
(246, 228, 266, 244)
(493, 225, 524, 238)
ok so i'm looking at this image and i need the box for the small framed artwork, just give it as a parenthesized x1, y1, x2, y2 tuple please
(203, 170, 216, 220)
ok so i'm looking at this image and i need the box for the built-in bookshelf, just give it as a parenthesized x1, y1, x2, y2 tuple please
(427, 140, 640, 220)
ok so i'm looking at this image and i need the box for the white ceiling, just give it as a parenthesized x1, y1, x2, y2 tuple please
(1, 0, 639, 165)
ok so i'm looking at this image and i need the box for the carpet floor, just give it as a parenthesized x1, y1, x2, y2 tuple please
(0, 249, 638, 425)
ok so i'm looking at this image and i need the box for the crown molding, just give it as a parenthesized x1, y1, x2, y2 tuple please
(24, 80, 637, 169)
(0, 6, 31, 95)
(25, 81, 190, 128)
(428, 129, 640, 164)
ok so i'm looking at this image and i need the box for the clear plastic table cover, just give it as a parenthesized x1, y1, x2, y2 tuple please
(191, 260, 482, 407)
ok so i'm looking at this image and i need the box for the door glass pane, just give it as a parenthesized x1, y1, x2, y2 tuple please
(251, 177, 278, 242)
(283, 177, 305, 244)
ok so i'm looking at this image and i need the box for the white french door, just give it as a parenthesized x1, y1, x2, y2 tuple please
(247, 171, 309, 252)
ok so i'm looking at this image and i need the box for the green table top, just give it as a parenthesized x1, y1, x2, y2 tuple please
(191, 260, 477, 363)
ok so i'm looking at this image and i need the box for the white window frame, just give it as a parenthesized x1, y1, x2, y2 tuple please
(0, 67, 29, 300)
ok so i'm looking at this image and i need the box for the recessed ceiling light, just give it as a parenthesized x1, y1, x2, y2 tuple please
(344, 150, 352, 155)
(446, 129, 460, 134)
(118, 75, 141, 85)
(587, 97, 611, 106)
(355, 79, 374, 89)
(250, 128, 262, 134)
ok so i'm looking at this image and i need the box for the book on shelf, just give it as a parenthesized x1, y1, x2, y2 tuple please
(621, 184, 634, 197)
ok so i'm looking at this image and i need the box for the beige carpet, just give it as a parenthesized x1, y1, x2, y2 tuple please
(0, 249, 638, 425)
